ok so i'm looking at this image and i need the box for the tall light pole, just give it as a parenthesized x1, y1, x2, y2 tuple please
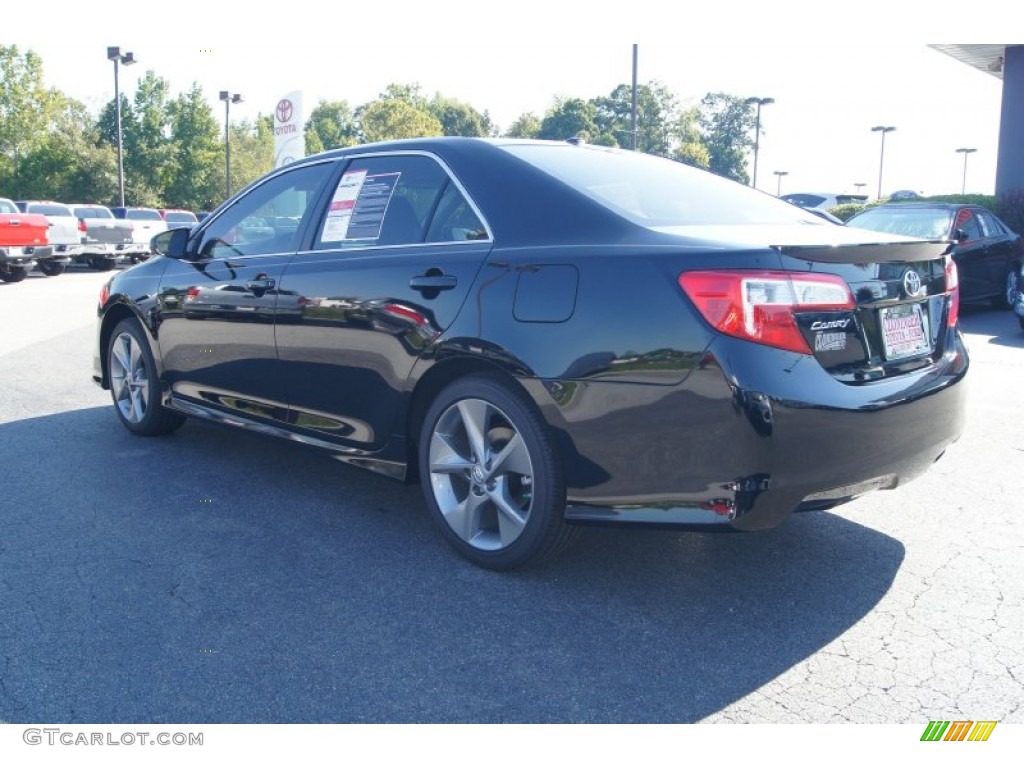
(871, 126, 896, 200)
(220, 91, 244, 199)
(744, 96, 774, 189)
(107, 46, 136, 208)
(955, 147, 977, 194)
(773, 170, 788, 196)
(854, 182, 867, 196)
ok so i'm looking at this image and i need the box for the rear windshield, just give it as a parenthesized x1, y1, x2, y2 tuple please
(126, 209, 163, 221)
(848, 208, 952, 239)
(27, 203, 73, 216)
(164, 211, 198, 223)
(781, 194, 827, 208)
(74, 207, 114, 219)
(0, 199, 17, 214)
(502, 143, 818, 227)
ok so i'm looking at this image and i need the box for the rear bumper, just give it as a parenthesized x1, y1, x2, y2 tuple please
(0, 245, 51, 264)
(548, 329, 969, 529)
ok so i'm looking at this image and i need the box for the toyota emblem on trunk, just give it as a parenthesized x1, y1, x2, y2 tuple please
(902, 269, 923, 297)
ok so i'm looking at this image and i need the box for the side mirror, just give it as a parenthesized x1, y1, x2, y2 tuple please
(151, 227, 190, 258)
(952, 228, 969, 244)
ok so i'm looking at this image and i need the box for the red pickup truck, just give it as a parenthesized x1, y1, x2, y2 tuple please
(0, 197, 52, 283)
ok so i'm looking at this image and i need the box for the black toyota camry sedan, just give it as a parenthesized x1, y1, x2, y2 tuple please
(94, 138, 969, 569)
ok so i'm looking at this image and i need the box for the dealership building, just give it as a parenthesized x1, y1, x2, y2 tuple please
(932, 44, 1024, 196)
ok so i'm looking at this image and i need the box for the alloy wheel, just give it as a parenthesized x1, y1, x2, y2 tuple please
(428, 397, 535, 551)
(109, 331, 150, 424)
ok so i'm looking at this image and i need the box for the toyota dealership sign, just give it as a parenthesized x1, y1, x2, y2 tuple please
(274, 91, 305, 169)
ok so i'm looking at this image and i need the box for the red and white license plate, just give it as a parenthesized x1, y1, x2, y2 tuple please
(880, 302, 930, 360)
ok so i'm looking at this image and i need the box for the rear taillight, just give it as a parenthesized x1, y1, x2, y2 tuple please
(945, 257, 960, 328)
(78, 218, 87, 233)
(678, 271, 855, 354)
(99, 281, 110, 307)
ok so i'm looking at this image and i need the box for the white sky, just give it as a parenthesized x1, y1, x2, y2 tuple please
(6, 1, 1010, 197)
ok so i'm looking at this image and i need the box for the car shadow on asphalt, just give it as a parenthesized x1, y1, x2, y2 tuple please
(959, 306, 1024, 348)
(1, 406, 904, 724)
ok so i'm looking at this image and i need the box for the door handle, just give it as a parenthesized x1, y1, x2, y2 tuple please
(409, 274, 457, 291)
(246, 275, 276, 294)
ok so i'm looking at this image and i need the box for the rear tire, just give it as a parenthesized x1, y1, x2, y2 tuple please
(0, 266, 30, 283)
(418, 373, 576, 570)
(107, 318, 186, 436)
(39, 262, 67, 276)
(90, 257, 117, 271)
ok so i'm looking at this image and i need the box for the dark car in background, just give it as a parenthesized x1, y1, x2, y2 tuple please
(93, 138, 968, 569)
(847, 203, 1023, 308)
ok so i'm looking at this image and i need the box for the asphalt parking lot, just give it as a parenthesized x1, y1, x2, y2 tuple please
(0, 264, 1022, 723)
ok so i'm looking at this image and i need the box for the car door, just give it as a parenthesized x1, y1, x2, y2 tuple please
(976, 209, 1017, 297)
(275, 152, 493, 450)
(951, 208, 990, 302)
(155, 160, 337, 423)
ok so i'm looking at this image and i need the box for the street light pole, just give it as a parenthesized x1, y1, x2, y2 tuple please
(773, 170, 788, 196)
(955, 147, 977, 194)
(219, 91, 244, 199)
(871, 126, 896, 200)
(854, 182, 867, 196)
(107, 46, 136, 208)
(745, 97, 774, 189)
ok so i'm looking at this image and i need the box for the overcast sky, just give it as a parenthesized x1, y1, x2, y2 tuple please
(7, 2, 1008, 197)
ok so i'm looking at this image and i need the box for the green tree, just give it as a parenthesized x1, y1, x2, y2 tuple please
(0, 45, 67, 192)
(219, 115, 275, 200)
(504, 112, 541, 139)
(304, 100, 358, 154)
(697, 92, 755, 183)
(593, 81, 682, 155)
(164, 83, 221, 210)
(16, 94, 118, 202)
(428, 95, 492, 137)
(538, 97, 598, 142)
(98, 69, 175, 205)
(672, 106, 710, 168)
(359, 99, 443, 143)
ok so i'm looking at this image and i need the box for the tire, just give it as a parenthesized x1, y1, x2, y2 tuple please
(38, 261, 67, 276)
(418, 374, 576, 570)
(0, 266, 30, 283)
(993, 265, 1020, 309)
(107, 318, 186, 436)
(90, 256, 117, 271)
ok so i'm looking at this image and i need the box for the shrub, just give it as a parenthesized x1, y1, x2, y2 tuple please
(829, 203, 871, 222)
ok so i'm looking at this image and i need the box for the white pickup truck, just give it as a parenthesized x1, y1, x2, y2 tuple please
(111, 206, 168, 262)
(14, 200, 80, 276)
(70, 204, 136, 271)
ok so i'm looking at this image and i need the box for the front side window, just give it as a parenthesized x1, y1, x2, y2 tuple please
(314, 155, 486, 249)
(197, 162, 334, 259)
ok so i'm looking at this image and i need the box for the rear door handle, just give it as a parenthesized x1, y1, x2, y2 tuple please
(246, 276, 276, 292)
(409, 274, 457, 291)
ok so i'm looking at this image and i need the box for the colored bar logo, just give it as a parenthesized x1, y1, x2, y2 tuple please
(921, 721, 997, 741)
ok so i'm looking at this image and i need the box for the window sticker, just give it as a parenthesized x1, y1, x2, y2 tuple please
(320, 170, 402, 243)
(321, 169, 367, 242)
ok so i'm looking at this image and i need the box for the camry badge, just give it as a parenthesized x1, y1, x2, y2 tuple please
(902, 269, 924, 297)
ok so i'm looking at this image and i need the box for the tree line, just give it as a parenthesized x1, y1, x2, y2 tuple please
(0, 45, 758, 212)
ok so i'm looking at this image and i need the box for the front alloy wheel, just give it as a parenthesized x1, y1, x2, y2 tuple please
(107, 319, 185, 436)
(420, 375, 575, 570)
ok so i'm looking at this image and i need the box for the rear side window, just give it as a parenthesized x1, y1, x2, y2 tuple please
(976, 210, 1005, 237)
(28, 203, 73, 216)
(74, 207, 113, 219)
(314, 154, 487, 249)
(126, 209, 163, 221)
